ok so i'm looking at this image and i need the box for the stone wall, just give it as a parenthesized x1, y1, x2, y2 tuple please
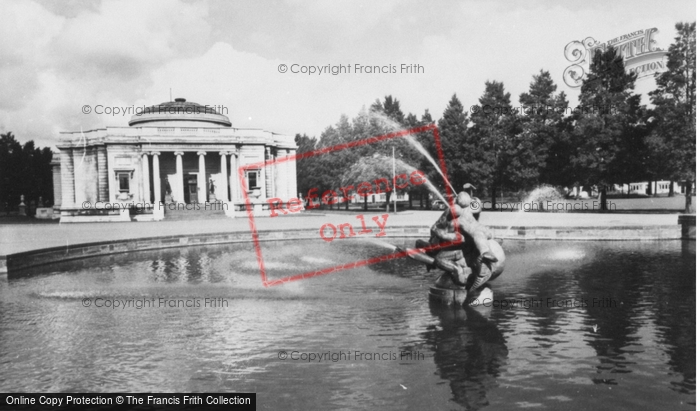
(4, 224, 683, 275)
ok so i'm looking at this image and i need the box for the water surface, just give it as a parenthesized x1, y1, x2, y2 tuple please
(0, 239, 695, 410)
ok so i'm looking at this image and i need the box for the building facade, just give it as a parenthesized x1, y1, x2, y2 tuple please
(612, 181, 691, 196)
(53, 98, 298, 222)
(565, 181, 693, 199)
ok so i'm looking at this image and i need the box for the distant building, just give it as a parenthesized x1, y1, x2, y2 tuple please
(608, 181, 692, 196)
(567, 181, 694, 198)
(349, 192, 410, 204)
(53, 98, 297, 222)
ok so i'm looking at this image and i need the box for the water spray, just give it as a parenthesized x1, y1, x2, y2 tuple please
(367, 110, 457, 202)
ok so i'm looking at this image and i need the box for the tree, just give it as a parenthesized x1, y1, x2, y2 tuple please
(22, 142, 54, 207)
(333, 115, 359, 209)
(437, 94, 470, 198)
(297, 97, 435, 212)
(648, 22, 696, 213)
(570, 46, 640, 210)
(294, 133, 318, 202)
(403, 112, 423, 208)
(367, 96, 433, 210)
(0, 132, 23, 211)
(518, 70, 571, 188)
(467, 82, 522, 208)
(416, 109, 437, 208)
(313, 121, 354, 210)
(341, 155, 418, 212)
(370, 95, 405, 124)
(0, 132, 54, 213)
(367, 96, 417, 162)
(609, 96, 652, 197)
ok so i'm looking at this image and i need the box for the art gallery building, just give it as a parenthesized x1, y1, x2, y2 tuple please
(52, 98, 298, 222)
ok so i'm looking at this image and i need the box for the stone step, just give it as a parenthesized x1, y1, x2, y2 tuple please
(163, 213, 227, 221)
(162, 203, 228, 220)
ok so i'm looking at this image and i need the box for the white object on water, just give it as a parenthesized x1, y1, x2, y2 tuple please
(467, 286, 493, 307)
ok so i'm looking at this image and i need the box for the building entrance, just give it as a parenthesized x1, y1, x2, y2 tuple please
(185, 175, 198, 203)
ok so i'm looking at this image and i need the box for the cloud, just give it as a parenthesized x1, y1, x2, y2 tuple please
(0, 0, 694, 149)
(142, 42, 368, 137)
(50, 0, 210, 80)
(0, 0, 64, 111)
(0, 0, 211, 147)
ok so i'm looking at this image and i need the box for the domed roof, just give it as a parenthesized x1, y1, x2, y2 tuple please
(129, 98, 231, 127)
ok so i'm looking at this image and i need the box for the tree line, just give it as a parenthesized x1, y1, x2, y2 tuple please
(295, 22, 696, 213)
(0, 132, 54, 212)
(0, 23, 694, 214)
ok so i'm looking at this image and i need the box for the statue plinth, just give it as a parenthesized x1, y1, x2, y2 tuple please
(429, 286, 468, 305)
(429, 273, 493, 306)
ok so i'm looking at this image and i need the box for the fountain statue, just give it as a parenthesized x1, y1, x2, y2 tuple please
(398, 189, 505, 306)
(364, 110, 506, 305)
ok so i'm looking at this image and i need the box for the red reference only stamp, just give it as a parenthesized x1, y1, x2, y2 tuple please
(240, 124, 456, 287)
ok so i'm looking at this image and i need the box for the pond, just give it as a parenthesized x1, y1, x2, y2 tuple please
(0, 239, 695, 410)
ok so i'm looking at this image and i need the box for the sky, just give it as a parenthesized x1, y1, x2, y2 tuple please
(0, 0, 696, 149)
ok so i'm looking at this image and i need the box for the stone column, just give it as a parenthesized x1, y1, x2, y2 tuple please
(51, 160, 62, 209)
(197, 151, 206, 203)
(264, 147, 273, 198)
(233, 148, 240, 201)
(287, 149, 297, 200)
(220, 151, 229, 201)
(142, 153, 151, 203)
(97, 147, 108, 202)
(276, 149, 290, 200)
(174, 151, 184, 203)
(60, 149, 75, 208)
(88, 148, 98, 203)
(72, 148, 85, 204)
(270, 148, 276, 199)
(229, 152, 237, 203)
(152, 152, 161, 203)
(274, 149, 283, 199)
(258, 149, 266, 201)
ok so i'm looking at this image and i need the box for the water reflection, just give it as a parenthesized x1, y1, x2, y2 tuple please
(423, 301, 508, 410)
(491, 241, 695, 410)
(1, 239, 695, 410)
(576, 244, 697, 396)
